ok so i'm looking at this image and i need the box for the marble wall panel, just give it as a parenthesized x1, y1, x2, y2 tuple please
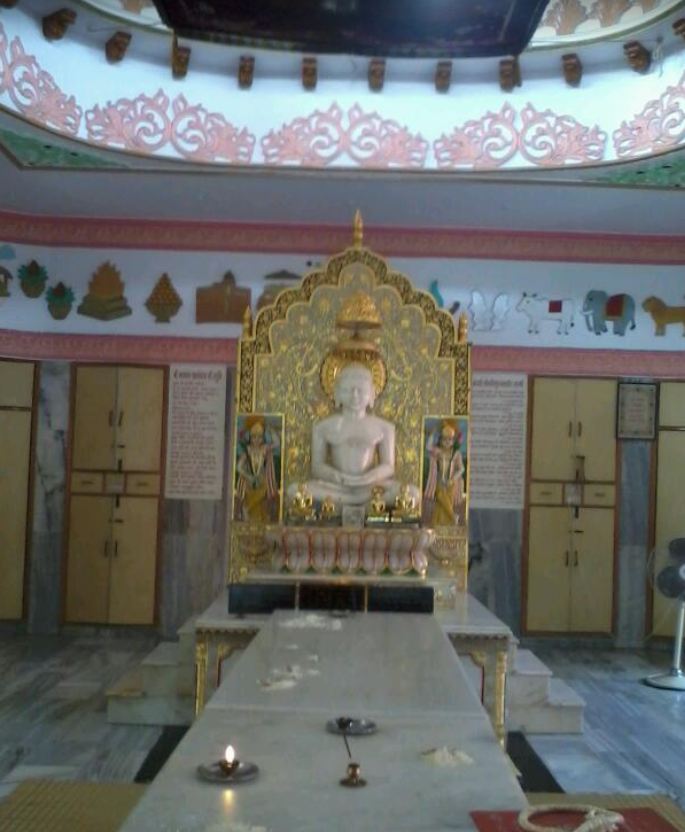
(468, 508, 522, 635)
(28, 362, 70, 635)
(158, 500, 228, 638)
(615, 440, 651, 647)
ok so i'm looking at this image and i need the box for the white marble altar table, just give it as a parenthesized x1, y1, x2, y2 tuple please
(193, 593, 514, 741)
(122, 612, 525, 831)
(206, 611, 486, 718)
(119, 708, 525, 832)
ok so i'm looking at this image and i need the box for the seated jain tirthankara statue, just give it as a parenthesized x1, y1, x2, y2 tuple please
(290, 363, 414, 508)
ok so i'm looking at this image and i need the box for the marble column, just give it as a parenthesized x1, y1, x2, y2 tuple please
(27, 362, 70, 634)
(158, 499, 228, 638)
(468, 508, 523, 636)
(615, 440, 652, 647)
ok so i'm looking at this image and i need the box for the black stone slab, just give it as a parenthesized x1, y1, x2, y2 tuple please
(367, 585, 434, 613)
(228, 583, 296, 615)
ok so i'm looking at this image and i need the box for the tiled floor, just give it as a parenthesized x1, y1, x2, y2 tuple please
(0, 632, 160, 801)
(1, 632, 684, 812)
(530, 646, 685, 808)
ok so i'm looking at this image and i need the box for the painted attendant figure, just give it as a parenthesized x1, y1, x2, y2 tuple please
(423, 419, 465, 526)
(234, 416, 280, 522)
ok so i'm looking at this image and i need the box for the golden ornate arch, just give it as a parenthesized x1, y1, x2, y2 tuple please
(231, 213, 470, 593)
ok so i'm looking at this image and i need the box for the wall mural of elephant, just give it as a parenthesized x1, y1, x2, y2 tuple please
(582, 291, 636, 336)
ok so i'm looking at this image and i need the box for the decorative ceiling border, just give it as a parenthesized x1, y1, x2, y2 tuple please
(2, 18, 685, 171)
(0, 210, 683, 265)
(0, 329, 683, 377)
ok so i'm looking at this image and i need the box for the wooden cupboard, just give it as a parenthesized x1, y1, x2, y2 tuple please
(525, 377, 617, 634)
(65, 365, 165, 625)
(71, 365, 163, 472)
(530, 378, 616, 482)
(0, 360, 35, 620)
(652, 382, 685, 637)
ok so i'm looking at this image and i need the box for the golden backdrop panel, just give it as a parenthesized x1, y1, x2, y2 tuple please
(246, 251, 461, 498)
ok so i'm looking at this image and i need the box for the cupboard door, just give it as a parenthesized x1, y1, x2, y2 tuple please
(526, 507, 572, 632)
(574, 380, 617, 482)
(0, 361, 34, 408)
(530, 379, 577, 480)
(108, 497, 158, 624)
(0, 411, 32, 619)
(65, 496, 112, 623)
(72, 367, 117, 471)
(116, 368, 164, 472)
(653, 431, 685, 637)
(571, 507, 614, 634)
(658, 382, 685, 429)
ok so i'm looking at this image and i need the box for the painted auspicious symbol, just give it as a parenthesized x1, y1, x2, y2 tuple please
(469, 291, 509, 331)
(642, 296, 685, 336)
(582, 291, 636, 336)
(78, 261, 132, 320)
(516, 293, 574, 335)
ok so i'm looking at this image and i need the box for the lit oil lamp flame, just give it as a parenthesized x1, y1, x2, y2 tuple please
(225, 745, 235, 765)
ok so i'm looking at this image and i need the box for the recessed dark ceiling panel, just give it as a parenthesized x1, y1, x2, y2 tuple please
(153, 0, 552, 58)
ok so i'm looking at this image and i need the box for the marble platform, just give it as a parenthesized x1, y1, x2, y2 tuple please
(207, 611, 486, 718)
(120, 611, 525, 832)
(120, 708, 525, 832)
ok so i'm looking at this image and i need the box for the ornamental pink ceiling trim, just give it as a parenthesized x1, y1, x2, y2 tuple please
(0, 23, 81, 135)
(1, 19, 685, 171)
(261, 103, 429, 168)
(434, 103, 607, 169)
(0, 328, 235, 364)
(85, 90, 255, 163)
(613, 71, 685, 158)
(1, 211, 684, 265)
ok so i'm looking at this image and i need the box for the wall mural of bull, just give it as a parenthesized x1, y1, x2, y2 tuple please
(582, 291, 636, 336)
(516, 293, 574, 334)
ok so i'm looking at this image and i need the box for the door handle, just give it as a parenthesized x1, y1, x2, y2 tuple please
(116, 444, 126, 449)
(114, 540, 119, 558)
(118, 410, 124, 427)
(574, 550, 579, 566)
(103, 540, 108, 558)
(113, 518, 124, 524)
(577, 421, 583, 437)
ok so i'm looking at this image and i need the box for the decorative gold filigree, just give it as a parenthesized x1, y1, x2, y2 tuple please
(337, 290, 381, 329)
(233, 226, 470, 591)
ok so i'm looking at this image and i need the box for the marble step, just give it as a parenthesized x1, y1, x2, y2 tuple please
(507, 648, 553, 705)
(177, 617, 197, 666)
(140, 641, 194, 697)
(507, 678, 585, 735)
(106, 668, 194, 727)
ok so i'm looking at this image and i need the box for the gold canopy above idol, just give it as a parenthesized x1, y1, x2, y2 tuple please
(231, 212, 471, 598)
(319, 290, 387, 401)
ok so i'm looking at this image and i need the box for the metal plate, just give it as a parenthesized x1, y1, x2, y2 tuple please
(326, 717, 377, 736)
(197, 761, 260, 784)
